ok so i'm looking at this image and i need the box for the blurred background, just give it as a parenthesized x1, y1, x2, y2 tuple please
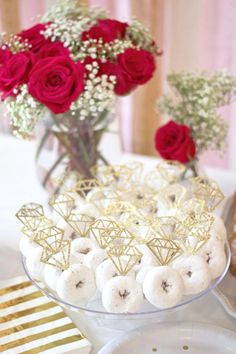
(0, 0, 236, 171)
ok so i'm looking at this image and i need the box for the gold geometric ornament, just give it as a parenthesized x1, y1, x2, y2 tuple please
(156, 160, 186, 183)
(72, 178, 101, 198)
(89, 218, 122, 249)
(191, 176, 224, 211)
(158, 183, 187, 209)
(65, 212, 94, 237)
(146, 237, 181, 265)
(49, 193, 75, 218)
(179, 212, 213, 254)
(40, 240, 71, 270)
(106, 244, 142, 275)
(16, 203, 44, 231)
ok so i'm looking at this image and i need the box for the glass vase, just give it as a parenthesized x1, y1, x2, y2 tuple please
(35, 110, 114, 194)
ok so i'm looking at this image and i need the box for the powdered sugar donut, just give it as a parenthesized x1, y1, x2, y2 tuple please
(143, 266, 184, 309)
(102, 276, 143, 313)
(57, 264, 96, 305)
(210, 214, 227, 242)
(172, 254, 211, 294)
(71, 238, 98, 263)
(56, 219, 77, 240)
(136, 266, 155, 285)
(198, 241, 227, 279)
(84, 248, 108, 271)
(76, 203, 100, 219)
(96, 259, 120, 292)
(26, 247, 45, 281)
(19, 235, 39, 257)
(44, 252, 79, 291)
(140, 246, 158, 267)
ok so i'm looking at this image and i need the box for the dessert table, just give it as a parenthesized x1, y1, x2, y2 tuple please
(0, 133, 236, 353)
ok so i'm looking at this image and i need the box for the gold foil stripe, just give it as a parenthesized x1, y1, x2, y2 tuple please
(0, 323, 77, 351)
(0, 302, 57, 324)
(20, 334, 85, 354)
(0, 311, 66, 338)
(0, 281, 32, 296)
(0, 291, 43, 309)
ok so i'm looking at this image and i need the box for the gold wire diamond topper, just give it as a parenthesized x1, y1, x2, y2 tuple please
(147, 237, 181, 265)
(144, 169, 168, 192)
(41, 240, 71, 270)
(125, 212, 158, 243)
(156, 160, 186, 183)
(154, 216, 187, 242)
(191, 176, 224, 211)
(49, 193, 75, 218)
(158, 184, 187, 209)
(179, 213, 213, 254)
(20, 217, 53, 239)
(106, 244, 142, 275)
(89, 218, 122, 248)
(126, 161, 144, 181)
(176, 198, 205, 222)
(16, 203, 44, 231)
(89, 219, 134, 249)
(103, 200, 136, 217)
(121, 184, 157, 211)
(34, 225, 65, 250)
(88, 187, 119, 212)
(65, 212, 94, 237)
(95, 164, 133, 187)
(72, 178, 101, 198)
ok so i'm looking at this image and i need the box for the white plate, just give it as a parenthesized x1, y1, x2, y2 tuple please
(98, 321, 236, 354)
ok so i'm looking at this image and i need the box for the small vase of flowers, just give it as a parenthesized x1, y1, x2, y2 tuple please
(154, 70, 236, 177)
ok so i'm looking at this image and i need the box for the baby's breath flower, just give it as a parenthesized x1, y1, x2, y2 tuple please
(7, 85, 44, 138)
(156, 70, 236, 154)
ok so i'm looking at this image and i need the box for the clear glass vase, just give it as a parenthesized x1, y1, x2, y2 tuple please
(35, 110, 114, 194)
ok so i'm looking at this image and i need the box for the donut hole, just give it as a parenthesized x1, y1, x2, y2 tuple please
(70, 232, 77, 240)
(168, 194, 176, 203)
(79, 248, 90, 255)
(119, 289, 130, 299)
(75, 281, 84, 288)
(161, 280, 170, 293)
(206, 252, 212, 264)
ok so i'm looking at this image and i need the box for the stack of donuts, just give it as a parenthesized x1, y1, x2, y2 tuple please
(18, 161, 228, 314)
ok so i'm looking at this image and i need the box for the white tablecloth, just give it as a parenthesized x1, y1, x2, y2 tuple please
(0, 133, 236, 352)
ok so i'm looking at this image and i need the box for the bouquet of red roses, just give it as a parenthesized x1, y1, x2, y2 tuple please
(0, 0, 160, 186)
(0, 1, 159, 137)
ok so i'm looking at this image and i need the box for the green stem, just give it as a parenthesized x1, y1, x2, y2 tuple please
(42, 152, 67, 188)
(97, 151, 110, 166)
(35, 128, 51, 162)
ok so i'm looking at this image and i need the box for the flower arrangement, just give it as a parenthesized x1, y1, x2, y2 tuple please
(0, 0, 160, 188)
(154, 71, 236, 175)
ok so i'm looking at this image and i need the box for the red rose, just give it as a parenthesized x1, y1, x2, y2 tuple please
(0, 51, 33, 99)
(0, 47, 12, 66)
(117, 48, 156, 85)
(18, 23, 50, 53)
(82, 19, 128, 43)
(28, 56, 85, 114)
(36, 41, 70, 59)
(154, 120, 196, 163)
(99, 61, 136, 95)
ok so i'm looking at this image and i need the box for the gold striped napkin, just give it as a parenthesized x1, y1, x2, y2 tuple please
(0, 276, 92, 354)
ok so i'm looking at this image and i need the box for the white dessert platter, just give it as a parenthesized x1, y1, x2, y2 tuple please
(97, 321, 236, 354)
(22, 242, 230, 329)
(18, 161, 231, 329)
